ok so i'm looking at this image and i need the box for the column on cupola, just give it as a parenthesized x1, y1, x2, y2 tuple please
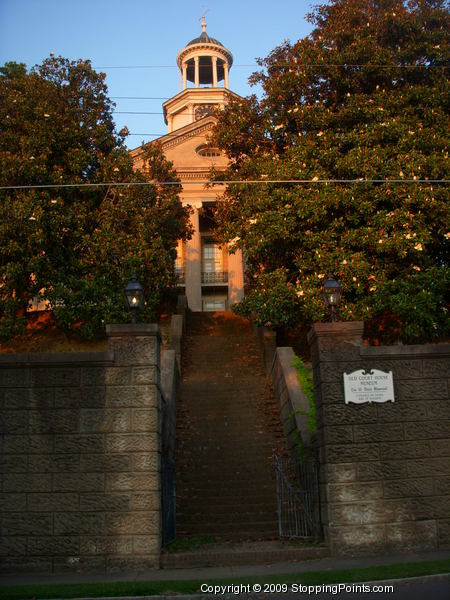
(182, 62, 187, 90)
(212, 56, 218, 88)
(224, 62, 229, 89)
(185, 207, 202, 311)
(194, 56, 199, 88)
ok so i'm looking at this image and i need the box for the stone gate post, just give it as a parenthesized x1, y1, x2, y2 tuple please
(105, 324, 162, 570)
(307, 322, 365, 555)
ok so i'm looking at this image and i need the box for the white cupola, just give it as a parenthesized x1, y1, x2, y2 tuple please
(176, 16, 233, 89)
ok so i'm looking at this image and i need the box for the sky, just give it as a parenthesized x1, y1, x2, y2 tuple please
(0, 0, 318, 149)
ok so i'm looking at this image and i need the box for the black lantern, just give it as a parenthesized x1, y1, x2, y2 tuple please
(322, 273, 342, 322)
(124, 273, 145, 324)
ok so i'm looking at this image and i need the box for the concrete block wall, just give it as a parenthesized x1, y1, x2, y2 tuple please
(269, 347, 311, 461)
(0, 324, 163, 574)
(308, 322, 450, 556)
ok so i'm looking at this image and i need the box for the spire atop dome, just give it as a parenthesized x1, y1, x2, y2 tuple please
(177, 20, 233, 89)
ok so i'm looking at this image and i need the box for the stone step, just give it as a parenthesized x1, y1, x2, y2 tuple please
(177, 501, 277, 515)
(177, 470, 276, 482)
(175, 312, 287, 540)
(161, 540, 329, 569)
(176, 520, 279, 534)
(177, 461, 275, 472)
(176, 491, 276, 504)
(177, 511, 278, 525)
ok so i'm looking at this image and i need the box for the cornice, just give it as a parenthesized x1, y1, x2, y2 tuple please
(162, 87, 241, 124)
(129, 119, 215, 159)
(177, 167, 227, 181)
(161, 121, 215, 150)
(177, 43, 233, 68)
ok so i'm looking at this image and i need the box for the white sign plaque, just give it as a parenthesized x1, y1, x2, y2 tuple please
(343, 369, 394, 404)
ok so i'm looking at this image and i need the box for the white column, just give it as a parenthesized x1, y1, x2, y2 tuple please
(194, 56, 199, 88)
(224, 62, 229, 89)
(212, 56, 218, 88)
(227, 248, 244, 306)
(185, 208, 202, 311)
(182, 62, 187, 90)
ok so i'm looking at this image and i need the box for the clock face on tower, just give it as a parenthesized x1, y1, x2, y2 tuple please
(194, 104, 216, 120)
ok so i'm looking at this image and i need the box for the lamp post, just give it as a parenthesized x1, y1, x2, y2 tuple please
(322, 273, 342, 322)
(124, 274, 145, 324)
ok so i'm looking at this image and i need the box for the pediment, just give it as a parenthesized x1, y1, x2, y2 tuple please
(130, 116, 216, 161)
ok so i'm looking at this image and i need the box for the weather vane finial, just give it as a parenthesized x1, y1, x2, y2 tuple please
(200, 6, 208, 32)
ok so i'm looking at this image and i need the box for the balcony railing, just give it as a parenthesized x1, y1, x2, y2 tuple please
(175, 268, 185, 284)
(201, 271, 228, 284)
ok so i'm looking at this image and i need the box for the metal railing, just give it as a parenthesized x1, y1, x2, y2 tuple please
(201, 271, 228, 284)
(161, 457, 176, 547)
(274, 453, 321, 540)
(175, 268, 185, 284)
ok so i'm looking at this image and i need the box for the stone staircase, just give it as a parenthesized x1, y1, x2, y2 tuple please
(174, 312, 287, 542)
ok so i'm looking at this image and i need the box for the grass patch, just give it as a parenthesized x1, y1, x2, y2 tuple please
(1, 558, 449, 599)
(293, 355, 316, 433)
(165, 534, 216, 554)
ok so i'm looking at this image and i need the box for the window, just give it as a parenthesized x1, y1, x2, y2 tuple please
(202, 243, 222, 273)
(196, 144, 221, 157)
(203, 298, 226, 312)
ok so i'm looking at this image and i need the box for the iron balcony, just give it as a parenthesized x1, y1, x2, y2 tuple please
(201, 271, 228, 284)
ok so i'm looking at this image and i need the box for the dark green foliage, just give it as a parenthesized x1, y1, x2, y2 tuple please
(293, 355, 316, 434)
(212, 0, 449, 342)
(0, 57, 192, 338)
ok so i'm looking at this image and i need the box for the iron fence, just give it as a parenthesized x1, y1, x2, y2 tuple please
(161, 457, 176, 547)
(274, 453, 322, 540)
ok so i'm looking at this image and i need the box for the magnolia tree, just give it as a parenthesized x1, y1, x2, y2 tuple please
(0, 58, 191, 338)
(212, 0, 449, 342)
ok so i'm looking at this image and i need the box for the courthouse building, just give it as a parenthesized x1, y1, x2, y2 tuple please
(131, 19, 245, 312)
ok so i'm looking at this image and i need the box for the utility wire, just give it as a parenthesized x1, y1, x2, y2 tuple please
(1, 180, 447, 191)
(96, 64, 255, 69)
(110, 96, 169, 100)
(115, 111, 166, 115)
(95, 63, 448, 70)
(115, 112, 224, 115)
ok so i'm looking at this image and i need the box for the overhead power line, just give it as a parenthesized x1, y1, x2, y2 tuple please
(95, 63, 448, 70)
(110, 96, 169, 100)
(124, 132, 223, 138)
(115, 111, 165, 115)
(115, 112, 225, 115)
(1, 179, 447, 191)
(96, 64, 255, 69)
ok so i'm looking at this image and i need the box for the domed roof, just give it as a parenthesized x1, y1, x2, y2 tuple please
(187, 31, 224, 47)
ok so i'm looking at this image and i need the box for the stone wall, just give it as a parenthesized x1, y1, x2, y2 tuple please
(269, 347, 311, 462)
(0, 324, 163, 574)
(308, 322, 450, 556)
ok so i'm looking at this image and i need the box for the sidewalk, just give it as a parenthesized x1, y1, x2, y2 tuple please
(1, 548, 449, 587)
